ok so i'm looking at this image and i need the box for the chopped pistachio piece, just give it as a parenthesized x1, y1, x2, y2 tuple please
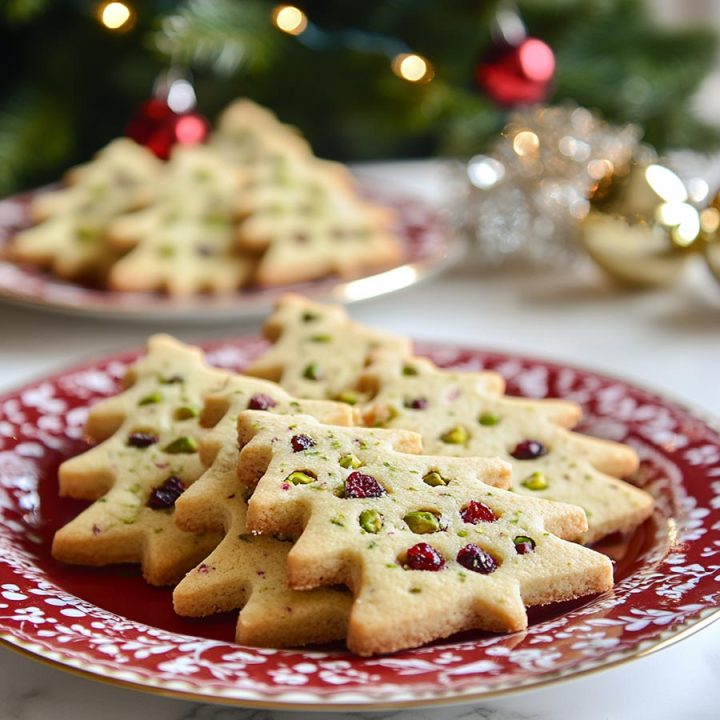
(163, 436, 198, 454)
(359, 509, 383, 534)
(336, 389, 359, 405)
(309, 334, 332, 343)
(478, 412, 501, 426)
(404, 510, 441, 534)
(521, 471, 548, 491)
(138, 391, 163, 406)
(339, 453, 363, 469)
(402, 364, 418, 376)
(303, 362, 322, 381)
(175, 405, 199, 420)
(287, 470, 316, 485)
(440, 425, 468, 444)
(423, 470, 448, 487)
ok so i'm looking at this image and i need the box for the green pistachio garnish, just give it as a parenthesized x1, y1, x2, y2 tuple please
(163, 436, 199, 454)
(138, 391, 163, 406)
(440, 425, 468, 445)
(303, 362, 322, 381)
(286, 470, 316, 485)
(478, 412, 501, 426)
(423, 470, 448, 487)
(302, 311, 319, 322)
(339, 453, 363, 469)
(404, 511, 441, 534)
(175, 405, 199, 420)
(521, 471, 548, 491)
(309, 334, 332, 343)
(402, 364, 418, 376)
(336, 390, 359, 405)
(359, 509, 383, 534)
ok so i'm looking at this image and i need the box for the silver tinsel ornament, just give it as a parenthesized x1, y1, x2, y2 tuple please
(461, 105, 642, 267)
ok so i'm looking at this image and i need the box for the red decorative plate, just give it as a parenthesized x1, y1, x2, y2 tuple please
(0, 339, 718, 709)
(0, 186, 458, 323)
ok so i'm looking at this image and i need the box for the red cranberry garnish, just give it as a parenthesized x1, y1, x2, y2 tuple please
(127, 432, 159, 448)
(248, 393, 277, 411)
(510, 439, 548, 460)
(291, 434, 315, 452)
(404, 397, 428, 410)
(460, 500, 496, 524)
(147, 476, 186, 509)
(457, 544, 498, 574)
(344, 471, 385, 498)
(405, 542, 445, 571)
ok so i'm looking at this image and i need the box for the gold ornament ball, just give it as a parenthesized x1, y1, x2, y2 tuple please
(580, 161, 699, 287)
(699, 193, 720, 284)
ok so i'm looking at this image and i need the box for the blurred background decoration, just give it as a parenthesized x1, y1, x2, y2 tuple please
(2, 0, 720, 198)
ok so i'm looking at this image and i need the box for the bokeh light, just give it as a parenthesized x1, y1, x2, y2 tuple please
(392, 54, 434, 83)
(99, 2, 133, 31)
(272, 5, 308, 36)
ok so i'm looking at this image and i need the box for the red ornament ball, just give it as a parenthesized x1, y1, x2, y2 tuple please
(126, 99, 210, 160)
(475, 37, 555, 107)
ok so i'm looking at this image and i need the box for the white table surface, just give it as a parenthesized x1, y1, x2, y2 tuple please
(0, 161, 718, 719)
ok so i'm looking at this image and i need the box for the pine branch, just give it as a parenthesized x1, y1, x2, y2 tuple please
(0, 90, 74, 195)
(152, 0, 280, 75)
(2, 0, 51, 24)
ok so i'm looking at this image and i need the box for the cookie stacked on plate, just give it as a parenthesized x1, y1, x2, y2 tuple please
(9, 101, 404, 295)
(52, 294, 654, 655)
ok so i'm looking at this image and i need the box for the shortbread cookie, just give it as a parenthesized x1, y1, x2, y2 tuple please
(244, 294, 414, 401)
(32, 138, 161, 221)
(239, 412, 614, 656)
(211, 99, 312, 165)
(52, 335, 229, 585)
(106, 146, 254, 294)
(242, 195, 405, 287)
(173, 377, 359, 647)
(358, 354, 652, 544)
(10, 138, 161, 280)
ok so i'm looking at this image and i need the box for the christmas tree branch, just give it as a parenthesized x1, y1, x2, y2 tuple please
(153, 0, 280, 75)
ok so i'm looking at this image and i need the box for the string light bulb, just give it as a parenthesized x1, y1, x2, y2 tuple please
(98, 1, 134, 31)
(392, 53, 434, 83)
(272, 4, 308, 36)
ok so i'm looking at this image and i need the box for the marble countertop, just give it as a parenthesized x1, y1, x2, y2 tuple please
(0, 161, 718, 719)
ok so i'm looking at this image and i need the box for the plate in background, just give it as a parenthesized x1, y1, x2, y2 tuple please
(0, 186, 460, 323)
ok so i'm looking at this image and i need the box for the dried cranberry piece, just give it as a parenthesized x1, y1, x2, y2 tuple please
(457, 544, 498, 574)
(405, 542, 445, 571)
(460, 500, 496, 524)
(147, 476, 186, 509)
(404, 397, 428, 410)
(344, 471, 385, 498)
(248, 393, 277, 411)
(510, 439, 548, 460)
(127, 432, 159, 448)
(291, 434, 315, 452)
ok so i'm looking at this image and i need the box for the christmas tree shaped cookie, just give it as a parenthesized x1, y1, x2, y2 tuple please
(106, 145, 254, 294)
(244, 294, 412, 400)
(246, 294, 504, 402)
(357, 353, 653, 544)
(172, 378, 367, 647)
(52, 335, 230, 585)
(240, 190, 404, 287)
(10, 138, 161, 280)
(211, 98, 312, 165)
(239, 412, 613, 656)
